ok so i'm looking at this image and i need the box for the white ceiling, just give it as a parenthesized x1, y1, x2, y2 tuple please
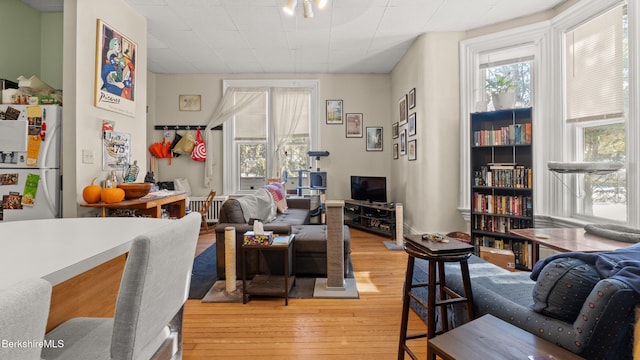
(23, 0, 567, 74)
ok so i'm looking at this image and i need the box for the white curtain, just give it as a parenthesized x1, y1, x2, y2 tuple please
(270, 88, 310, 179)
(203, 87, 267, 187)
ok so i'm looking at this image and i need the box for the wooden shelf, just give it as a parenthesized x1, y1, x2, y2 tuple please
(344, 199, 396, 239)
(470, 108, 535, 270)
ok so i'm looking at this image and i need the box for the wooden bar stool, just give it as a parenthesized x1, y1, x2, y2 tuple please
(398, 234, 475, 360)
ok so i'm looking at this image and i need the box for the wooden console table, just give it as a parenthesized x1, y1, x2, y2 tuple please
(81, 190, 186, 218)
(510, 227, 633, 264)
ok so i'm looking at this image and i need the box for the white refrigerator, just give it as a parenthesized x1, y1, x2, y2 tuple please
(0, 104, 62, 221)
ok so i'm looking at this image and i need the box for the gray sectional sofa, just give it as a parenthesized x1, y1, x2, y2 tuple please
(411, 254, 639, 359)
(215, 193, 351, 280)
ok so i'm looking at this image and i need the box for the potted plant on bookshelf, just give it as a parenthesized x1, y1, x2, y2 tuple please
(486, 73, 516, 110)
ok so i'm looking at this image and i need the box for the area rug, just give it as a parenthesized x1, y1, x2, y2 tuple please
(200, 259, 358, 302)
(188, 245, 218, 299)
(383, 240, 403, 251)
(201, 280, 244, 303)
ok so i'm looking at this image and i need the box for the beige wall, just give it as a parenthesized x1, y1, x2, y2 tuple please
(148, 73, 391, 200)
(390, 32, 467, 234)
(62, 0, 147, 217)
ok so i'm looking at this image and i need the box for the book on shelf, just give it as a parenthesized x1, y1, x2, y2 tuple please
(488, 162, 516, 170)
(473, 123, 531, 146)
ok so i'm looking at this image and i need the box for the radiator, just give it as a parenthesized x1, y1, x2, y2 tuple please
(188, 195, 228, 224)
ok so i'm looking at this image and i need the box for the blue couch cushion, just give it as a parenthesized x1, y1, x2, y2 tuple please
(532, 257, 600, 322)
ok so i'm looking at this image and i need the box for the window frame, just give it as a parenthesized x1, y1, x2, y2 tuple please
(459, 22, 549, 224)
(567, 118, 627, 221)
(459, 0, 639, 228)
(552, 0, 637, 226)
(222, 79, 320, 195)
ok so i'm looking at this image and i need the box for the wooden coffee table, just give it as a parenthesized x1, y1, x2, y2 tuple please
(427, 314, 584, 360)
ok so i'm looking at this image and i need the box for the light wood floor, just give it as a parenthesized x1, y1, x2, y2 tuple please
(183, 227, 428, 359)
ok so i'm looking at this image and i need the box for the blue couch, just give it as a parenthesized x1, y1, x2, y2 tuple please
(411, 255, 639, 359)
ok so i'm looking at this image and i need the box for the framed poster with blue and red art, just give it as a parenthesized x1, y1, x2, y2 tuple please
(95, 19, 137, 117)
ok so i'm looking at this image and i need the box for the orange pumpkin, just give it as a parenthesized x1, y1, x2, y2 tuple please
(101, 187, 125, 204)
(82, 177, 102, 204)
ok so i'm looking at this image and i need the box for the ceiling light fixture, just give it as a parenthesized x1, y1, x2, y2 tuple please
(303, 0, 314, 18)
(315, 0, 327, 9)
(283, 0, 328, 18)
(283, 0, 298, 15)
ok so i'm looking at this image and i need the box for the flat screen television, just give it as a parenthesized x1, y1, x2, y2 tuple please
(350, 176, 387, 203)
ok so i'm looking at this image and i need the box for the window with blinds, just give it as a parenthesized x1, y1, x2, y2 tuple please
(563, 3, 628, 222)
(565, 6, 625, 123)
(231, 88, 312, 192)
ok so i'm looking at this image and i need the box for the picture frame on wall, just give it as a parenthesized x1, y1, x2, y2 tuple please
(408, 112, 416, 136)
(400, 128, 407, 156)
(179, 95, 201, 111)
(398, 95, 408, 125)
(392, 122, 399, 139)
(326, 100, 343, 124)
(366, 127, 383, 151)
(408, 139, 417, 161)
(408, 88, 416, 109)
(346, 113, 363, 138)
(393, 143, 399, 159)
(94, 19, 137, 117)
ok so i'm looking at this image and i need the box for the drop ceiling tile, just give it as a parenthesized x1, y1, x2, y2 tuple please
(172, 5, 237, 31)
(201, 30, 251, 49)
(215, 48, 257, 63)
(227, 61, 265, 73)
(225, 6, 284, 31)
(24, 0, 569, 74)
(191, 60, 231, 73)
(243, 30, 290, 49)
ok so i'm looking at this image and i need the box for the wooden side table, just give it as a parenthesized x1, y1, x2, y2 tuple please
(427, 314, 584, 360)
(241, 235, 296, 305)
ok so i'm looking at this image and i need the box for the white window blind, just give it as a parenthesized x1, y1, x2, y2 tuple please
(565, 6, 624, 123)
(234, 91, 267, 140)
(272, 88, 310, 137)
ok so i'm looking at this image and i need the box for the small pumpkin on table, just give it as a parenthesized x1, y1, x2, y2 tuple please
(101, 186, 126, 204)
(82, 177, 103, 204)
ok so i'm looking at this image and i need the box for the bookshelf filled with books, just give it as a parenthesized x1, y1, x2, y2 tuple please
(470, 108, 534, 270)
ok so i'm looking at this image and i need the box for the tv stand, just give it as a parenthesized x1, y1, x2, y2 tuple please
(344, 199, 396, 239)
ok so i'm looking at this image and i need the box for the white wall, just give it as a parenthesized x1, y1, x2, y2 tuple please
(62, 0, 147, 217)
(148, 73, 391, 201)
(390, 32, 467, 234)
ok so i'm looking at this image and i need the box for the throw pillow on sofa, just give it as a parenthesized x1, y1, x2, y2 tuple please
(532, 257, 601, 322)
(265, 182, 288, 213)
